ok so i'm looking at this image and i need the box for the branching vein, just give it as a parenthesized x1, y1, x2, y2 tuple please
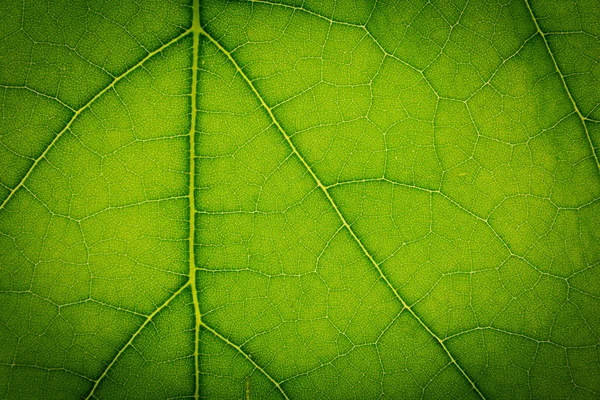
(0, 29, 192, 211)
(198, 24, 487, 400)
(524, 0, 600, 175)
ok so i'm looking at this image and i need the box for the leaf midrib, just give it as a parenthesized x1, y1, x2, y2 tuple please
(189, 0, 202, 397)
(0, 5, 288, 399)
(82, 2, 290, 398)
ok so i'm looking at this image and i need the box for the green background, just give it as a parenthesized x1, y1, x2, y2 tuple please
(1, 0, 600, 398)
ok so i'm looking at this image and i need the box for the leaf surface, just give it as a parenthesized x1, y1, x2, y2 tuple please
(1, 0, 600, 399)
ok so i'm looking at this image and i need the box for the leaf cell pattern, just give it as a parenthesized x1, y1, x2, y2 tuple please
(1, 0, 600, 399)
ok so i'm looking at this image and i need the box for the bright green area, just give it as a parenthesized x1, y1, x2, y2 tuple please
(1, 0, 599, 398)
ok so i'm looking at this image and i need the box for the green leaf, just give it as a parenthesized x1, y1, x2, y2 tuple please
(1, 0, 600, 398)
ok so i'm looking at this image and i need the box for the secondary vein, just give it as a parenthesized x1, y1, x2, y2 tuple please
(524, 0, 600, 175)
(0, 28, 192, 212)
(84, 282, 191, 399)
(198, 24, 487, 400)
(200, 321, 290, 400)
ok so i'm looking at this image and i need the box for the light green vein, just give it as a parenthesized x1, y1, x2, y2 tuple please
(1, 363, 94, 382)
(524, 0, 600, 175)
(190, 0, 202, 398)
(84, 282, 191, 400)
(200, 321, 290, 400)
(0, 28, 192, 212)
(198, 25, 487, 400)
(246, 0, 366, 28)
(0, 84, 76, 112)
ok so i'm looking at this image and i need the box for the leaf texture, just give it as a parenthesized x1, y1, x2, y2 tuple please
(1, 0, 600, 399)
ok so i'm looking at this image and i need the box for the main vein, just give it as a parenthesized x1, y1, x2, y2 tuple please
(188, 10, 290, 399)
(189, 0, 202, 398)
(524, 0, 600, 175)
(198, 26, 486, 400)
(0, 28, 192, 212)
